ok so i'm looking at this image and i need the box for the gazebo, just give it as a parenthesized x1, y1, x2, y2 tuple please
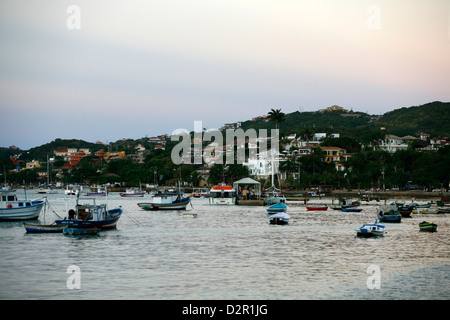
(233, 177, 261, 200)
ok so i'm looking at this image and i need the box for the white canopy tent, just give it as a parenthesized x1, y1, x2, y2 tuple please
(233, 177, 261, 198)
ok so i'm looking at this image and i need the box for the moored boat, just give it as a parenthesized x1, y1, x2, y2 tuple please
(267, 202, 287, 213)
(63, 226, 100, 236)
(0, 189, 45, 221)
(377, 205, 402, 223)
(342, 207, 363, 212)
(138, 189, 191, 210)
(119, 188, 145, 197)
(356, 221, 386, 237)
(81, 186, 108, 196)
(306, 206, 328, 211)
(209, 183, 236, 205)
(24, 222, 65, 233)
(55, 197, 122, 229)
(419, 221, 437, 232)
(269, 212, 290, 225)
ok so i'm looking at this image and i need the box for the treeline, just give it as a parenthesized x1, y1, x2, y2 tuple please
(280, 146, 450, 190)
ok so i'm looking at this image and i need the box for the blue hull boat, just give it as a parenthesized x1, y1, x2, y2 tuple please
(267, 202, 287, 213)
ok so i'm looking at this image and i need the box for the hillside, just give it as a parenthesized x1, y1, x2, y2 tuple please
(240, 101, 450, 140)
(373, 101, 450, 138)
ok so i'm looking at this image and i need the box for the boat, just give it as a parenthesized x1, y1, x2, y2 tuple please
(377, 205, 402, 223)
(55, 197, 122, 229)
(192, 188, 210, 198)
(341, 207, 363, 212)
(262, 185, 286, 205)
(329, 198, 360, 210)
(138, 189, 191, 210)
(81, 186, 108, 196)
(209, 183, 236, 205)
(64, 187, 79, 196)
(419, 221, 437, 232)
(0, 189, 45, 221)
(37, 186, 58, 194)
(421, 208, 440, 214)
(63, 226, 100, 236)
(356, 220, 386, 237)
(119, 188, 145, 197)
(306, 206, 328, 211)
(437, 208, 450, 214)
(24, 222, 65, 233)
(269, 212, 290, 225)
(267, 202, 287, 213)
(397, 205, 414, 217)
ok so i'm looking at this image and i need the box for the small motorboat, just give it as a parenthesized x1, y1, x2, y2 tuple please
(419, 221, 437, 232)
(356, 221, 386, 237)
(267, 202, 287, 214)
(306, 206, 328, 211)
(269, 212, 290, 225)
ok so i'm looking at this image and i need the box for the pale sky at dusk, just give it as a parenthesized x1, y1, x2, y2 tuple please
(1, 0, 449, 150)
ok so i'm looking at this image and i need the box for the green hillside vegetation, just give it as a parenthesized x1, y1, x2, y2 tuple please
(374, 101, 450, 138)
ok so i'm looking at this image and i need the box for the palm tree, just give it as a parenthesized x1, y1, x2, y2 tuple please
(267, 108, 286, 129)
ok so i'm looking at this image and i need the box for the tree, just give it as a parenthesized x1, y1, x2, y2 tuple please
(267, 108, 286, 129)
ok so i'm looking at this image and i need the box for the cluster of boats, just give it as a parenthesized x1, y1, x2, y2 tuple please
(0, 187, 123, 235)
(1, 183, 446, 236)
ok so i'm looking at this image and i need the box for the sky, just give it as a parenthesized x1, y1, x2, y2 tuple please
(1, 0, 449, 150)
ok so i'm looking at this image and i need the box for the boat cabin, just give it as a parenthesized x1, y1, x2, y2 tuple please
(1, 191, 39, 209)
(70, 203, 108, 221)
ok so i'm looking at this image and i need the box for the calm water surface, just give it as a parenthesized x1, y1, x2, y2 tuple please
(1, 190, 449, 300)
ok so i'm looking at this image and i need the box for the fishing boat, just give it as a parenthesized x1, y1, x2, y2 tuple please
(267, 202, 287, 213)
(421, 208, 440, 214)
(341, 207, 363, 212)
(64, 187, 79, 196)
(192, 188, 210, 198)
(377, 205, 402, 223)
(419, 221, 437, 232)
(119, 188, 145, 197)
(81, 186, 108, 196)
(397, 205, 414, 217)
(55, 197, 122, 229)
(329, 198, 360, 210)
(24, 222, 65, 233)
(269, 212, 290, 225)
(356, 221, 386, 237)
(0, 189, 45, 221)
(209, 183, 236, 205)
(306, 205, 328, 211)
(138, 189, 191, 210)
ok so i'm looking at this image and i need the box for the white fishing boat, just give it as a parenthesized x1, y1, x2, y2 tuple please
(209, 183, 236, 205)
(120, 188, 145, 197)
(138, 189, 191, 210)
(0, 189, 45, 221)
(81, 186, 108, 196)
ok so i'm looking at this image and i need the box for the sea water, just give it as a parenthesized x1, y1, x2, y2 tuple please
(0, 190, 449, 300)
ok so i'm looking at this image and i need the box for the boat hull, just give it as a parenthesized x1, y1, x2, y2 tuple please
(419, 222, 437, 232)
(306, 206, 328, 211)
(56, 208, 122, 229)
(0, 201, 45, 221)
(24, 223, 65, 233)
(63, 226, 100, 235)
(138, 200, 190, 210)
